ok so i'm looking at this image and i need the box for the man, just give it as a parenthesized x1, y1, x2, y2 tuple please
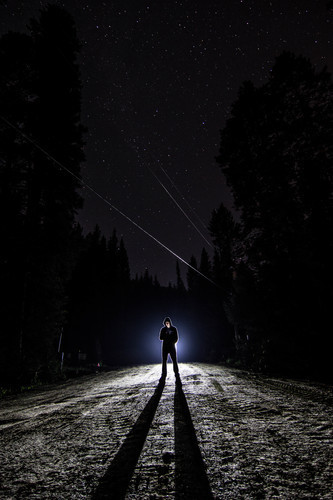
(160, 317, 179, 377)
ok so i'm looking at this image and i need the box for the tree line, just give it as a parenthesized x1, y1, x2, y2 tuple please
(0, 6, 84, 387)
(208, 52, 333, 379)
(0, 6, 331, 389)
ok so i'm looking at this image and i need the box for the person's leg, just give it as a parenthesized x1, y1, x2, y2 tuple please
(162, 346, 168, 376)
(169, 345, 179, 375)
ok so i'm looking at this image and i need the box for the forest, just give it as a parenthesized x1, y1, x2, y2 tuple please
(0, 6, 332, 391)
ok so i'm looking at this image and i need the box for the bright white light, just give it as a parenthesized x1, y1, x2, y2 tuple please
(175, 328, 193, 362)
(143, 319, 195, 365)
(146, 330, 185, 362)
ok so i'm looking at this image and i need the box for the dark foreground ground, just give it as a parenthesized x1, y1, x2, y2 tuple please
(0, 363, 332, 499)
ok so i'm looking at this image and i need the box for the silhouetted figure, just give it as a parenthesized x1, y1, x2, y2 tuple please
(160, 317, 179, 377)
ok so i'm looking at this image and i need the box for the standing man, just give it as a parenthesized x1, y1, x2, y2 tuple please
(160, 317, 179, 378)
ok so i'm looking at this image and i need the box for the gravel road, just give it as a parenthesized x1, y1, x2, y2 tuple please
(0, 363, 332, 499)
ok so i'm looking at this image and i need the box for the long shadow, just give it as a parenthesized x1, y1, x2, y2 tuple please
(174, 378, 213, 499)
(93, 376, 166, 499)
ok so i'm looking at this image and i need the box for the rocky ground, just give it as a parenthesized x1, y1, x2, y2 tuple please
(0, 363, 332, 499)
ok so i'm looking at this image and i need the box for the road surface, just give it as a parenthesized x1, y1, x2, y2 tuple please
(0, 363, 332, 499)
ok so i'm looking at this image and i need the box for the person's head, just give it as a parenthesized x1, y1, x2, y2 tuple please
(164, 317, 172, 328)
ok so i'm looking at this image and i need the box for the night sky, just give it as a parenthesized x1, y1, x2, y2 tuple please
(1, 1, 332, 285)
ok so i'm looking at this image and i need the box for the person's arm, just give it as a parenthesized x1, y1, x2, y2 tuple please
(173, 327, 178, 344)
(160, 327, 165, 340)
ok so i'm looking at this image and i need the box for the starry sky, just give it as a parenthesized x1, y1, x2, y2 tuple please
(1, 0, 332, 285)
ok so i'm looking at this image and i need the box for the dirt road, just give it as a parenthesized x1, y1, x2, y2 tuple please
(0, 363, 332, 499)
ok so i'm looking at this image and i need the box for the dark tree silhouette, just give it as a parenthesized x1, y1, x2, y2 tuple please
(175, 260, 186, 293)
(0, 6, 84, 385)
(64, 225, 132, 368)
(210, 203, 238, 293)
(186, 255, 199, 293)
(212, 52, 333, 378)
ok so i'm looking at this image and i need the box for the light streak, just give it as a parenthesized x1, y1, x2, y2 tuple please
(1, 115, 219, 288)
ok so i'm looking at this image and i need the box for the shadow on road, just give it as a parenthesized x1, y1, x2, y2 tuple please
(93, 375, 212, 499)
(174, 378, 213, 499)
(93, 376, 166, 499)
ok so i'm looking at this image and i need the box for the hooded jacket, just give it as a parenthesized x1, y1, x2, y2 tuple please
(160, 317, 178, 346)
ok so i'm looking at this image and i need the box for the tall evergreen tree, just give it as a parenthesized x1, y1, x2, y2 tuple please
(209, 203, 238, 292)
(214, 52, 333, 376)
(0, 6, 85, 384)
(186, 255, 198, 293)
(175, 260, 186, 293)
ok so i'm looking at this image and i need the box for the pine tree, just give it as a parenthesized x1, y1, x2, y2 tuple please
(0, 6, 85, 384)
(215, 52, 333, 376)
(186, 255, 198, 293)
(175, 260, 186, 292)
